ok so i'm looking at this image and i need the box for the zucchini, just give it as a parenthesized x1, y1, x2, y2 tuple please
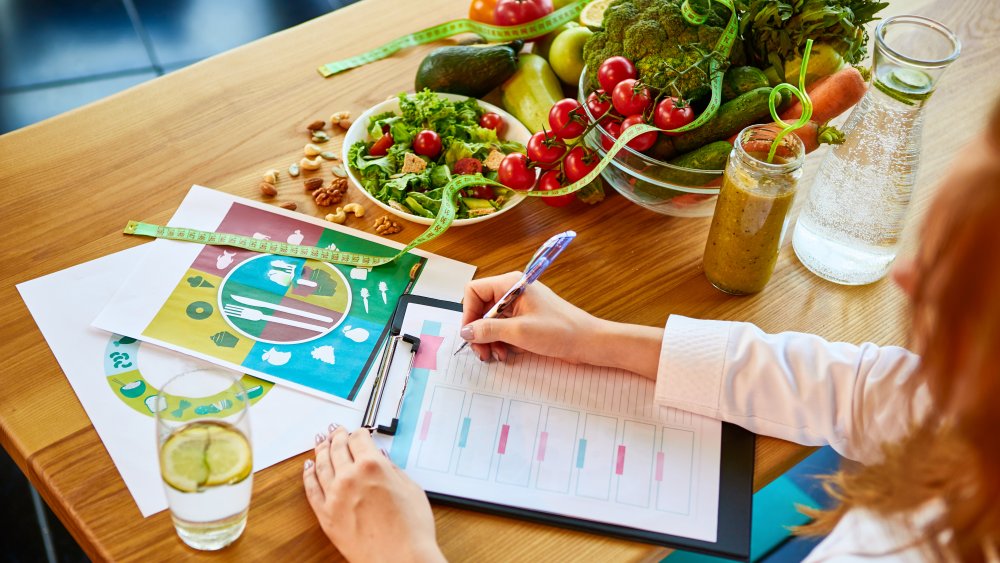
(500, 54, 563, 133)
(632, 142, 732, 202)
(722, 66, 770, 101)
(414, 41, 523, 98)
(673, 87, 773, 153)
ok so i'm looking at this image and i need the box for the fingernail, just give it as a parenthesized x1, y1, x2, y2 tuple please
(460, 324, 474, 341)
(315, 433, 325, 445)
(380, 448, 390, 458)
(492, 350, 501, 363)
(328, 423, 339, 433)
(304, 459, 314, 470)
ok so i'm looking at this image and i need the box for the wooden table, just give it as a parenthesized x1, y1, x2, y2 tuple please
(1, 0, 996, 560)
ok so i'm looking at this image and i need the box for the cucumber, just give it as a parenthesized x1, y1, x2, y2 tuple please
(631, 141, 732, 201)
(414, 41, 523, 98)
(673, 87, 773, 153)
(722, 66, 770, 100)
(500, 54, 563, 133)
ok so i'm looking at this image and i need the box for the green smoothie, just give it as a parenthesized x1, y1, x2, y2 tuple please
(703, 151, 798, 295)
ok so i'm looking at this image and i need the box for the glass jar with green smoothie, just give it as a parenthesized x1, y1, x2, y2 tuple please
(703, 124, 805, 295)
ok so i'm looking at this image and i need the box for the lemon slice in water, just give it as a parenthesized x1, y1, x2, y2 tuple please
(161, 421, 252, 492)
(580, 0, 611, 28)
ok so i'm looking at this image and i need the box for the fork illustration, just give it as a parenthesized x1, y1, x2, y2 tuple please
(222, 304, 327, 332)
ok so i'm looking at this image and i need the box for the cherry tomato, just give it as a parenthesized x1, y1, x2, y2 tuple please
(586, 89, 613, 122)
(548, 98, 587, 139)
(653, 97, 695, 136)
(597, 56, 637, 93)
(600, 121, 621, 152)
(612, 79, 653, 116)
(464, 186, 495, 199)
(497, 153, 536, 190)
(494, 0, 553, 40)
(621, 114, 657, 152)
(453, 157, 483, 175)
(562, 146, 598, 183)
(537, 169, 575, 207)
(369, 132, 394, 156)
(468, 0, 499, 24)
(412, 130, 442, 159)
(526, 130, 567, 168)
(479, 112, 506, 136)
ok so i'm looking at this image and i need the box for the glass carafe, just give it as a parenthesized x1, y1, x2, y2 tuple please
(792, 15, 960, 285)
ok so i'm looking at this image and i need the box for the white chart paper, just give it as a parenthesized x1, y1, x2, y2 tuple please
(375, 303, 722, 543)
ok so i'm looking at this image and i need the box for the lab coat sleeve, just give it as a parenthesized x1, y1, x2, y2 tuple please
(654, 315, 924, 464)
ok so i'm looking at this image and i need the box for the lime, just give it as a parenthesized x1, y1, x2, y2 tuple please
(580, 0, 611, 28)
(161, 421, 252, 492)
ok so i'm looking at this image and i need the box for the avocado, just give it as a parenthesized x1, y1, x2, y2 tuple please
(414, 41, 523, 98)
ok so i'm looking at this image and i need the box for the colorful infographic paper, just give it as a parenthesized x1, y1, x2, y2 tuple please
(93, 186, 475, 406)
(374, 304, 723, 543)
(17, 247, 363, 517)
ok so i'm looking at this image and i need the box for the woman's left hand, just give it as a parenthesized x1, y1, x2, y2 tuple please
(303, 426, 445, 563)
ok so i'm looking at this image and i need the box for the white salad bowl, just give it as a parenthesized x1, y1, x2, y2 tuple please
(342, 93, 531, 226)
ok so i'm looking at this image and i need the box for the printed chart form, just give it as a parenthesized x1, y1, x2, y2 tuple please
(575, 414, 618, 500)
(455, 393, 503, 480)
(387, 303, 723, 543)
(495, 401, 541, 487)
(534, 407, 580, 493)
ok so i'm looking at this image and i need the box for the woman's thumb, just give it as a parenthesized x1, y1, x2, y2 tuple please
(461, 318, 513, 344)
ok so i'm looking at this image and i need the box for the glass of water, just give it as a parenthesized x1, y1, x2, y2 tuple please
(155, 370, 253, 550)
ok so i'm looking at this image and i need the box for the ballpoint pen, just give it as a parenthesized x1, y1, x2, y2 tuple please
(454, 230, 576, 355)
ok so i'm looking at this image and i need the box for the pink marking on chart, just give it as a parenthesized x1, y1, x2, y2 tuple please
(412, 334, 444, 370)
(419, 411, 432, 441)
(655, 452, 665, 482)
(615, 445, 626, 475)
(536, 431, 549, 461)
(498, 424, 510, 454)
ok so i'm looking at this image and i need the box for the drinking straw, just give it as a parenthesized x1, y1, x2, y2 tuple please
(766, 39, 815, 163)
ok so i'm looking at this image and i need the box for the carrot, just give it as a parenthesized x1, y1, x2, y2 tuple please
(780, 66, 867, 123)
(726, 120, 844, 155)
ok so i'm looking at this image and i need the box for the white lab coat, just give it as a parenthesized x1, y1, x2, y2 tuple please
(655, 315, 952, 562)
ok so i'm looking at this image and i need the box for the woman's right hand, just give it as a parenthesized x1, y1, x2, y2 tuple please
(459, 272, 602, 363)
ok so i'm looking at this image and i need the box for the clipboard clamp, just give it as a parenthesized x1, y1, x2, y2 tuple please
(362, 333, 420, 436)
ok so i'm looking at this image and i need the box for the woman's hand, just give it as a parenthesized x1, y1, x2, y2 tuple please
(460, 272, 603, 364)
(303, 426, 445, 563)
(460, 272, 664, 379)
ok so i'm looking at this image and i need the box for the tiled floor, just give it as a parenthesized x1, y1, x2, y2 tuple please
(0, 1, 356, 560)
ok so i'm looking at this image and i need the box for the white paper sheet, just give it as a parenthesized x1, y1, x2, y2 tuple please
(93, 186, 475, 407)
(17, 247, 361, 517)
(374, 304, 722, 543)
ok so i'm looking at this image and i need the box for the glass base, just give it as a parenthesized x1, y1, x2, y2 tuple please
(173, 510, 247, 551)
(792, 222, 895, 286)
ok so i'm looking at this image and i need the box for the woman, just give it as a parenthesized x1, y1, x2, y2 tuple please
(302, 109, 1000, 561)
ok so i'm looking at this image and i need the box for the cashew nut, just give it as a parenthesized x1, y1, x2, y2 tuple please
(325, 207, 347, 224)
(300, 156, 323, 171)
(262, 169, 280, 184)
(342, 202, 365, 217)
(304, 143, 323, 157)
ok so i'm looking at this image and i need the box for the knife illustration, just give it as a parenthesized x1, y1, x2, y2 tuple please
(230, 294, 334, 323)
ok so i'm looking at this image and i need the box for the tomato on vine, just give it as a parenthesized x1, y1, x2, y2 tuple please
(526, 130, 566, 168)
(586, 89, 613, 122)
(621, 114, 657, 152)
(597, 56, 636, 93)
(612, 79, 652, 116)
(537, 170, 574, 207)
(600, 121, 621, 152)
(497, 153, 536, 191)
(563, 146, 598, 182)
(653, 97, 694, 136)
(548, 98, 587, 139)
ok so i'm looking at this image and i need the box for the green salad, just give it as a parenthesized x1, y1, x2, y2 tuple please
(347, 90, 525, 220)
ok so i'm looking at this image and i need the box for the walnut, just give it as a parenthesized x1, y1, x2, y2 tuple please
(329, 176, 349, 192)
(313, 185, 345, 206)
(373, 216, 402, 235)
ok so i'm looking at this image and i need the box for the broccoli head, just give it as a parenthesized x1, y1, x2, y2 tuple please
(583, 0, 739, 100)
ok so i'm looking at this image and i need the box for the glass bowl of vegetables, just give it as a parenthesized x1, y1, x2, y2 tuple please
(343, 91, 530, 226)
(577, 66, 724, 218)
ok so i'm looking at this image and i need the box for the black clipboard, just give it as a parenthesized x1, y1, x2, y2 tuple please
(382, 295, 754, 562)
